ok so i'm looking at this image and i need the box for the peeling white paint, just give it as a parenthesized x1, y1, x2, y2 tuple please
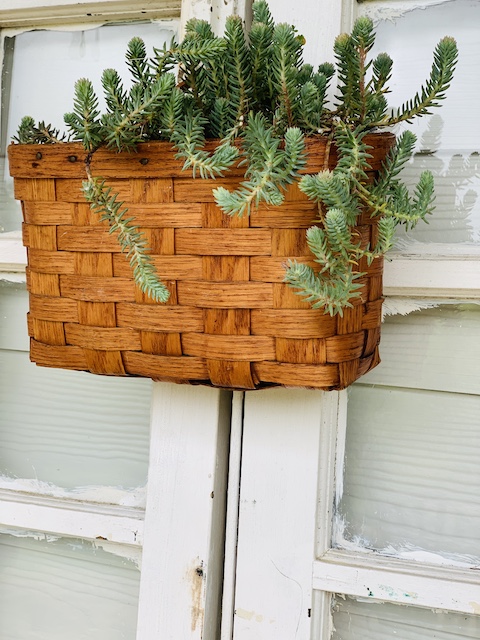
(0, 525, 141, 563)
(359, 0, 457, 22)
(0, 476, 147, 508)
(382, 297, 440, 317)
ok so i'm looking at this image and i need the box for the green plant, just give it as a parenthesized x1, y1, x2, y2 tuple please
(14, 1, 458, 315)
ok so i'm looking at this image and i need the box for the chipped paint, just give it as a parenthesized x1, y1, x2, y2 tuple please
(0, 526, 141, 563)
(469, 601, 480, 614)
(382, 296, 440, 317)
(189, 559, 205, 632)
(378, 583, 418, 600)
(0, 476, 147, 508)
(359, 0, 457, 22)
(235, 608, 265, 623)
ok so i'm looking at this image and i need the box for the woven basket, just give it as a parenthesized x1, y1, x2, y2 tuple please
(8, 133, 394, 390)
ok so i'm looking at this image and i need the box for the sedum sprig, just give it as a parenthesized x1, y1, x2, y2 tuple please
(83, 174, 170, 303)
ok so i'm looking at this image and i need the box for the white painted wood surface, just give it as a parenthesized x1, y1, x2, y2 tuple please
(221, 391, 244, 640)
(232, 388, 325, 640)
(0, 490, 144, 546)
(314, 549, 480, 615)
(136, 383, 231, 640)
(0, 0, 180, 27)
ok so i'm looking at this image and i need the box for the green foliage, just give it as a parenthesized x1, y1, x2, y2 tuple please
(14, 1, 458, 314)
(13, 116, 69, 144)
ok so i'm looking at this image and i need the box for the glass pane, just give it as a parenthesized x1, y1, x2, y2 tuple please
(0, 532, 140, 640)
(365, 0, 480, 243)
(361, 305, 480, 395)
(0, 349, 151, 492)
(1, 21, 177, 232)
(336, 306, 480, 561)
(0, 281, 29, 351)
(332, 597, 480, 639)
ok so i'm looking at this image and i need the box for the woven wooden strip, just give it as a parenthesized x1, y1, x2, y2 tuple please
(283, 182, 310, 202)
(74, 253, 113, 277)
(202, 256, 250, 281)
(353, 225, 372, 250)
(254, 361, 340, 389)
(57, 226, 122, 252)
(64, 324, 142, 351)
(369, 275, 383, 301)
(77, 302, 117, 327)
(131, 178, 174, 203)
(338, 359, 361, 389)
(201, 202, 249, 229)
(113, 255, 202, 279)
(28, 249, 75, 275)
(13, 177, 55, 201)
(273, 283, 311, 309)
(364, 327, 381, 356)
(28, 270, 60, 297)
(142, 228, 175, 254)
(72, 203, 97, 226)
(135, 280, 178, 305)
(60, 275, 136, 302)
(24, 224, 57, 251)
(174, 177, 244, 203)
(55, 178, 131, 203)
(271, 229, 309, 256)
(336, 306, 364, 335)
(175, 229, 272, 255)
(325, 331, 365, 363)
(119, 203, 202, 227)
(182, 333, 276, 361)
(177, 281, 273, 308)
(358, 347, 380, 376)
(251, 309, 336, 339)
(362, 299, 383, 329)
(29, 294, 78, 322)
(276, 338, 327, 364)
(123, 352, 209, 380)
(250, 256, 316, 282)
(82, 349, 126, 375)
(357, 255, 384, 276)
(9, 135, 394, 179)
(30, 339, 88, 370)
(116, 303, 204, 332)
(27, 313, 33, 337)
(250, 203, 317, 228)
(23, 202, 73, 225)
(140, 332, 182, 356)
(206, 360, 257, 389)
(32, 319, 66, 346)
(203, 309, 251, 335)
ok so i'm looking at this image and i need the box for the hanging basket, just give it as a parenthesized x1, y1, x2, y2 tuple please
(8, 133, 394, 390)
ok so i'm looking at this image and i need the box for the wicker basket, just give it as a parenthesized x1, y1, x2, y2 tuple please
(8, 133, 394, 390)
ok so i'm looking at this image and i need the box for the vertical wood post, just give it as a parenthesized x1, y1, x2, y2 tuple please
(136, 383, 231, 640)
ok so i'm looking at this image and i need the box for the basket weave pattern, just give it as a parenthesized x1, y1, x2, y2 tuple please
(9, 134, 394, 390)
